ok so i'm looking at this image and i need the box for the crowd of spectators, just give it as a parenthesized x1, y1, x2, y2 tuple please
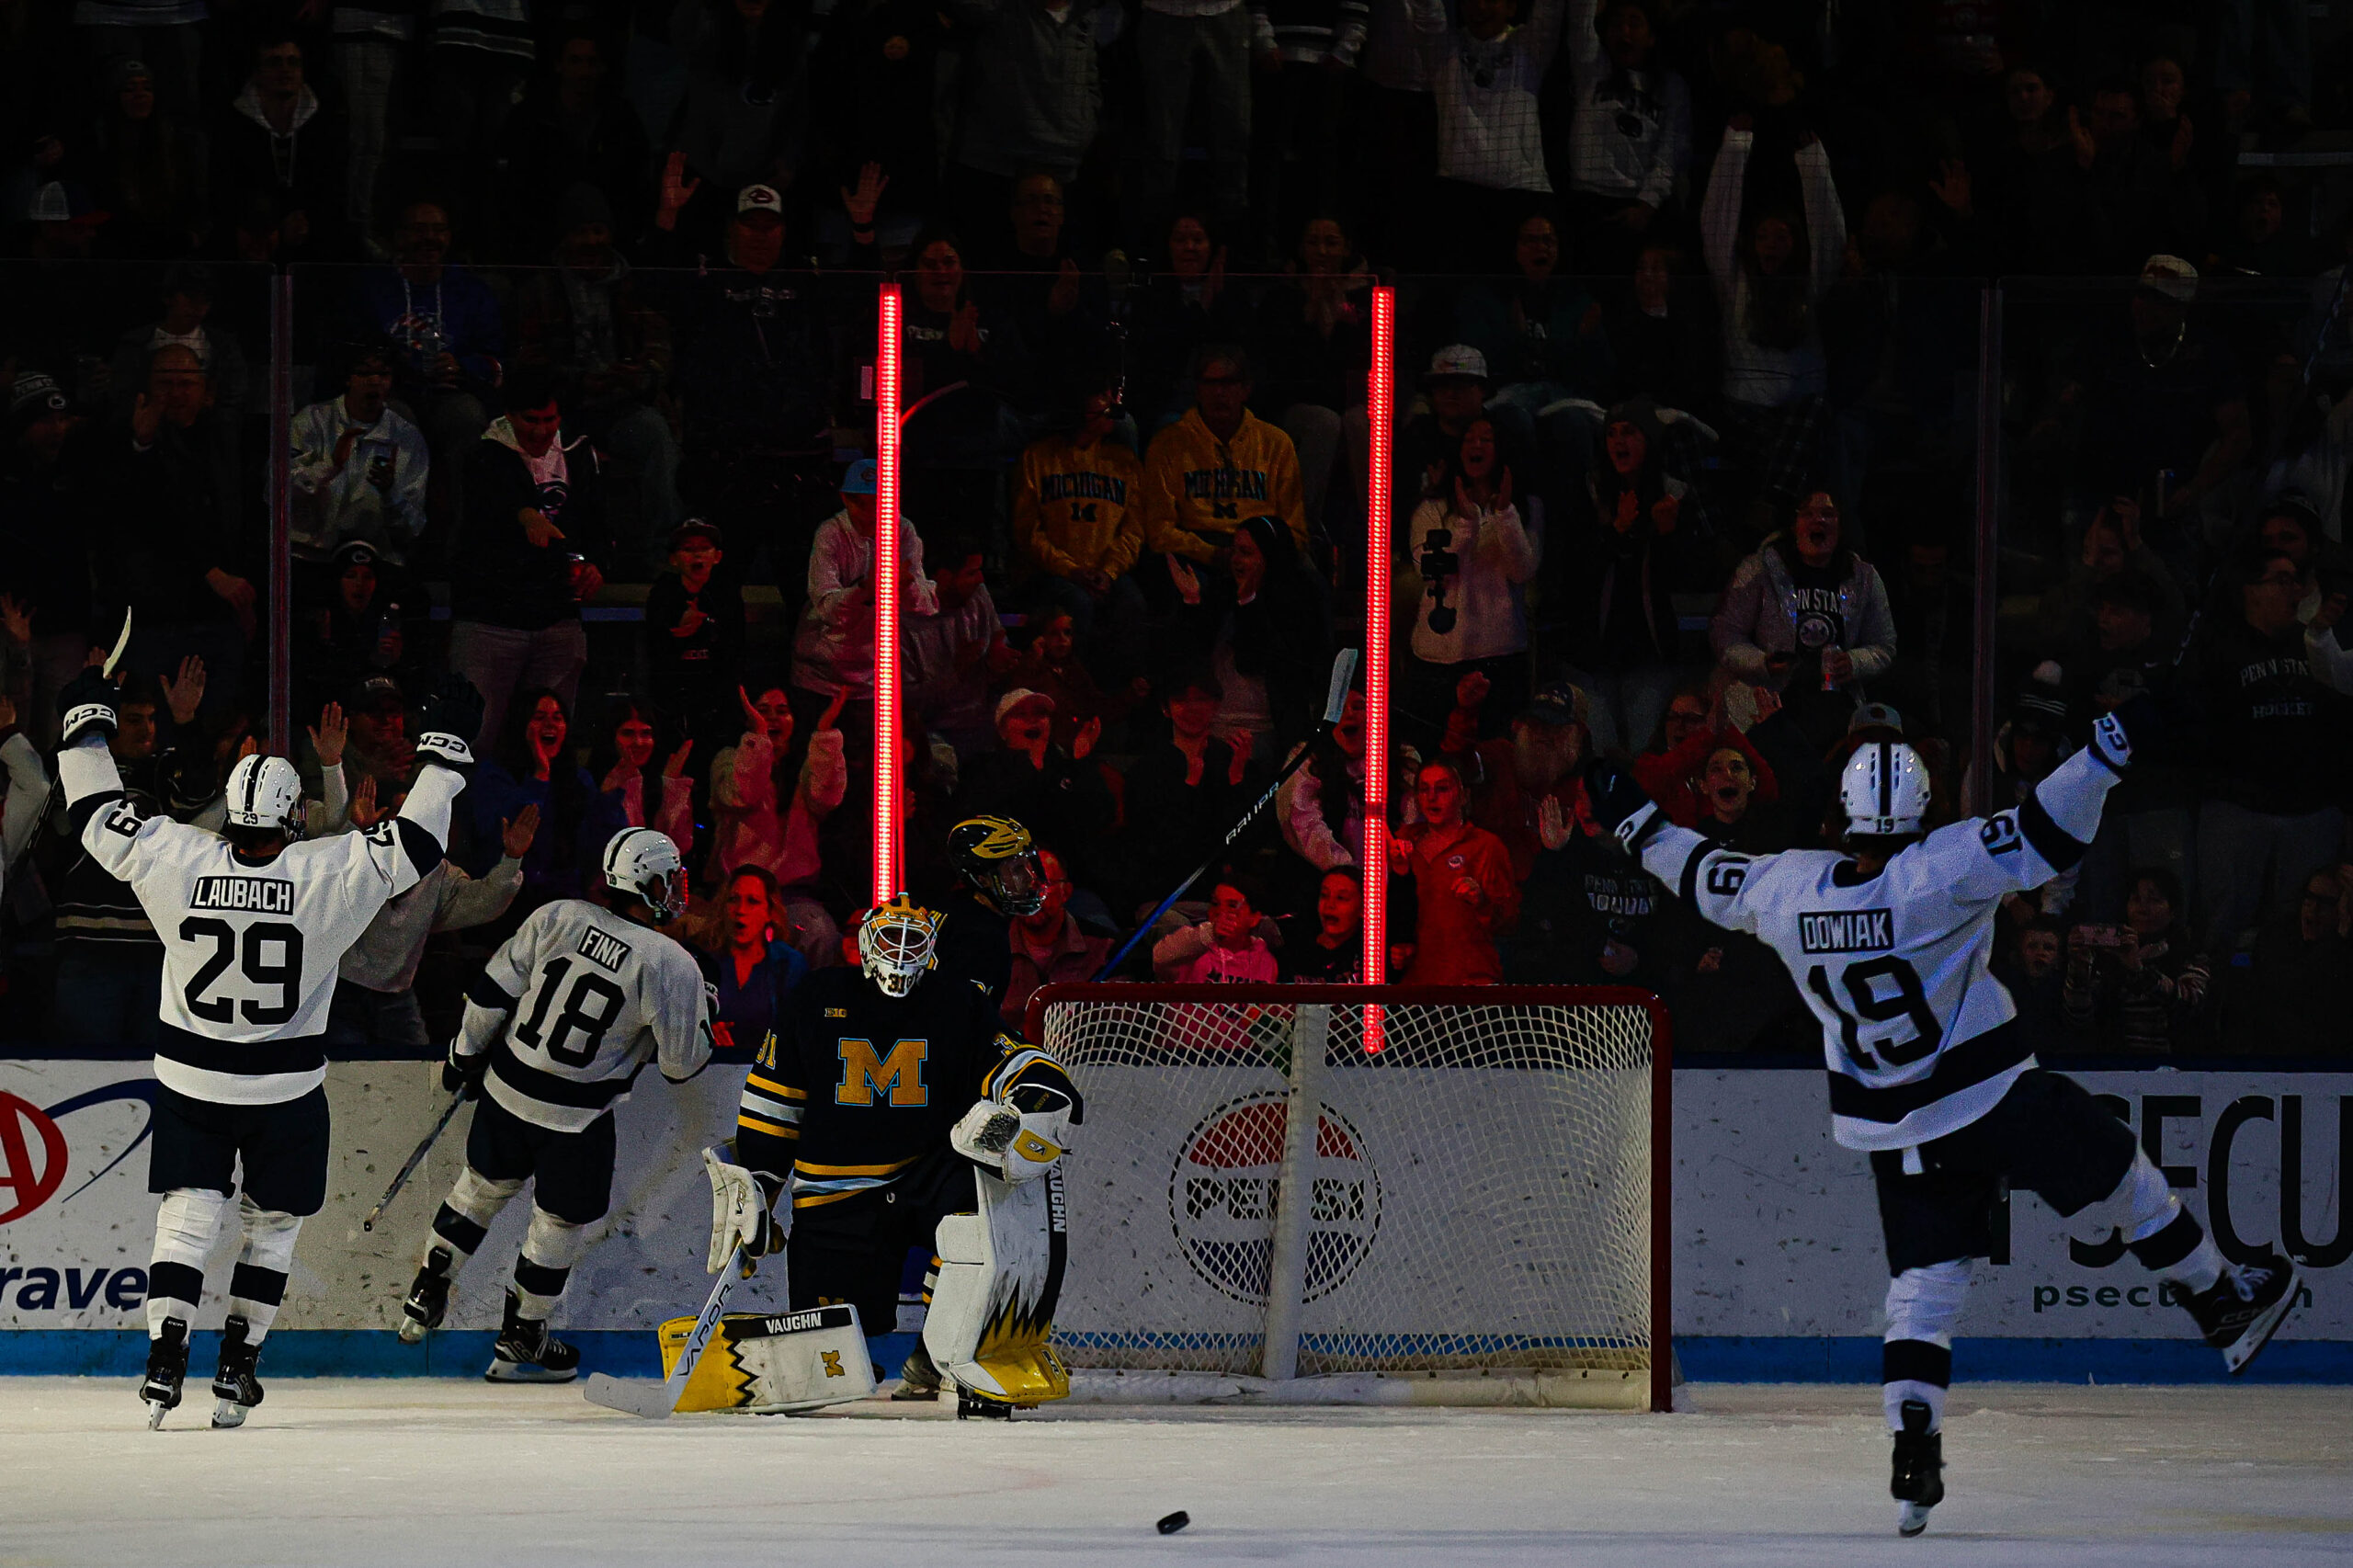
(3, 0, 2352, 1057)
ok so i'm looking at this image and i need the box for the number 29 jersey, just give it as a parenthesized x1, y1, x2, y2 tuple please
(1640, 748, 2121, 1152)
(460, 899, 716, 1133)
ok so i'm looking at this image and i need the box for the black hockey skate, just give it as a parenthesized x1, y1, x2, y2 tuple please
(398, 1246, 456, 1345)
(485, 1291, 581, 1383)
(210, 1315, 265, 1429)
(892, 1342, 943, 1402)
(2185, 1248, 2303, 1375)
(142, 1318, 190, 1430)
(1890, 1399, 1944, 1538)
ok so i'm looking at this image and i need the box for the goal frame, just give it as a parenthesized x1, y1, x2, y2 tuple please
(1025, 983, 1675, 1412)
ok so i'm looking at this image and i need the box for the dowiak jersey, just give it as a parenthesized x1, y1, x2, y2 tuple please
(734, 965, 1068, 1209)
(459, 899, 717, 1133)
(58, 737, 460, 1106)
(1640, 745, 2122, 1152)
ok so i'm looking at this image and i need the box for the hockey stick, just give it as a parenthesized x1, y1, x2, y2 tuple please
(100, 608, 133, 679)
(582, 1244, 750, 1419)
(360, 1091, 467, 1233)
(1092, 647, 1359, 980)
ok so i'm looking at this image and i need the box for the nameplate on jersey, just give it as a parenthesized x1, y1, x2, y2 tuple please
(756, 1305, 858, 1336)
(189, 876, 294, 915)
(1798, 909, 1894, 954)
(575, 927, 632, 973)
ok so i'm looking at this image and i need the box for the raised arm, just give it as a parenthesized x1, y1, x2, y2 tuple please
(1700, 126, 1752, 288)
(1796, 133, 1847, 303)
(655, 950, 717, 1085)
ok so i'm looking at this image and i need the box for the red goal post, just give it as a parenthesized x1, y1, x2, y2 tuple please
(1024, 984, 1674, 1411)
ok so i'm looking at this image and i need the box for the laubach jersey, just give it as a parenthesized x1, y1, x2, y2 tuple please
(59, 739, 460, 1105)
(460, 899, 716, 1133)
(734, 965, 1022, 1209)
(1641, 746, 2122, 1152)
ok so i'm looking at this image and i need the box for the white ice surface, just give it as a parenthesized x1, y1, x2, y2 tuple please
(2, 1380, 2349, 1566)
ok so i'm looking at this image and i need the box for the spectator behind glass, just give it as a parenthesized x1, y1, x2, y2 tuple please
(467, 687, 598, 916)
(296, 542, 415, 716)
(643, 518, 745, 759)
(2244, 869, 2353, 1056)
(1559, 0, 1689, 270)
(106, 264, 254, 424)
(2063, 868, 2211, 1054)
(1710, 490, 1897, 751)
(697, 866, 811, 1062)
(894, 228, 1040, 519)
(448, 369, 610, 752)
(1011, 384, 1146, 664)
(2033, 493, 2187, 653)
(707, 683, 849, 968)
(348, 199, 503, 466)
(980, 174, 1105, 396)
(103, 342, 254, 724)
(1558, 397, 1695, 756)
(1455, 212, 1617, 474)
(288, 341, 429, 573)
(1607, 242, 1720, 419)
(667, 0, 804, 208)
(1278, 866, 1414, 983)
(45, 672, 181, 1045)
(1403, 416, 1540, 745)
(1, 371, 97, 744)
(1124, 665, 1256, 918)
(590, 698, 695, 863)
(90, 58, 206, 259)
(2064, 571, 2195, 923)
(1390, 756, 1518, 983)
(1169, 512, 1335, 764)
(1253, 215, 1373, 544)
(1690, 739, 1790, 852)
(1125, 214, 1255, 431)
(938, 0, 1102, 243)
(1700, 119, 1847, 534)
(335, 0, 415, 249)
(1141, 347, 1311, 585)
(1014, 608, 1139, 755)
(2191, 548, 2350, 958)
(1996, 917, 2070, 1057)
(1005, 846, 1111, 1027)
(1154, 877, 1281, 983)
(1409, 0, 1568, 271)
(210, 31, 347, 261)
(791, 457, 939, 742)
(513, 183, 682, 572)
(494, 31, 654, 258)
(953, 689, 1118, 903)
(908, 530, 1016, 757)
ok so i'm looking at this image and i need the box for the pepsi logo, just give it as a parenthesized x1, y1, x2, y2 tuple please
(1166, 1094, 1381, 1305)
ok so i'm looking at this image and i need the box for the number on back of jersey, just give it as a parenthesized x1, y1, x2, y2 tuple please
(1805, 956, 1941, 1073)
(179, 917, 307, 1027)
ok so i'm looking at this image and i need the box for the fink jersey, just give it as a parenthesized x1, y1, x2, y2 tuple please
(458, 898, 717, 1134)
(1639, 744, 2122, 1152)
(58, 736, 460, 1105)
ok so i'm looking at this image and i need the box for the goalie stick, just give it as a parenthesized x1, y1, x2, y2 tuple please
(1093, 647, 1359, 980)
(359, 1090, 467, 1233)
(582, 1244, 751, 1419)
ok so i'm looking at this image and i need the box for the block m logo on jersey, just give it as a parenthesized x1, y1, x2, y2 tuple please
(835, 1039, 928, 1107)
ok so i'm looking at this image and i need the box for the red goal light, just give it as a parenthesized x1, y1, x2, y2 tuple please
(1363, 286, 1395, 1048)
(873, 285, 904, 904)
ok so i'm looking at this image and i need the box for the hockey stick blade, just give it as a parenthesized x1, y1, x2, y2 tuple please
(1322, 647, 1358, 726)
(584, 1244, 748, 1420)
(101, 608, 133, 679)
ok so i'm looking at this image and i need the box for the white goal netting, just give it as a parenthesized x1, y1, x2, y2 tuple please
(1028, 985, 1664, 1403)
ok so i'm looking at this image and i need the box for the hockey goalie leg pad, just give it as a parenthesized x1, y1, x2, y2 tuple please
(227, 1199, 303, 1342)
(511, 1205, 591, 1321)
(921, 1170, 1070, 1409)
(1882, 1261, 1970, 1433)
(150, 1188, 230, 1339)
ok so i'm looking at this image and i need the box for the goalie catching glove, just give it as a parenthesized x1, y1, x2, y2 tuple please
(705, 1145, 785, 1274)
(949, 1080, 1077, 1184)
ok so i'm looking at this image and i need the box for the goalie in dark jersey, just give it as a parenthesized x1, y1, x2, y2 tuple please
(706, 894, 1083, 1413)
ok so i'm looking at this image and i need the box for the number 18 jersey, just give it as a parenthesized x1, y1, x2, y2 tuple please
(1640, 746, 2123, 1152)
(460, 899, 716, 1133)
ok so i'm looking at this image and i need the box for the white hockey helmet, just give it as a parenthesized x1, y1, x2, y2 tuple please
(857, 895, 938, 999)
(603, 827, 688, 921)
(1840, 740, 1932, 839)
(223, 755, 304, 837)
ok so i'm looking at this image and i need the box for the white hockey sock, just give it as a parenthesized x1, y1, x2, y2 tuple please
(1883, 1379, 1947, 1434)
(2104, 1153, 2225, 1294)
(510, 1207, 590, 1323)
(426, 1165, 524, 1268)
(227, 1200, 303, 1344)
(148, 1188, 228, 1337)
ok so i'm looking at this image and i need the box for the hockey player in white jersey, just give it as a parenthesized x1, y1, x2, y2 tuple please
(396, 827, 716, 1381)
(52, 666, 483, 1429)
(1585, 700, 2303, 1537)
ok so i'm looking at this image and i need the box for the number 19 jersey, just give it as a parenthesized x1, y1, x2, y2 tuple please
(460, 899, 716, 1133)
(1640, 746, 2124, 1152)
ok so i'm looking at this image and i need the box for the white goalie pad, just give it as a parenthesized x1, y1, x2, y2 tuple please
(922, 1165, 1071, 1408)
(657, 1305, 876, 1414)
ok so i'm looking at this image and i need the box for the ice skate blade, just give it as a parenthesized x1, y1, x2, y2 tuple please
(1898, 1500, 1933, 1537)
(210, 1399, 247, 1429)
(485, 1360, 579, 1384)
(396, 1319, 427, 1346)
(2224, 1262, 2302, 1375)
(145, 1400, 168, 1431)
(582, 1373, 677, 1418)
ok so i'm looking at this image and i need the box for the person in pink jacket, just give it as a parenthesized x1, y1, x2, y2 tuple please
(705, 683, 847, 966)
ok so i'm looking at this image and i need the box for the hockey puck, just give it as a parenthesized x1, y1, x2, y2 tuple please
(1156, 1511, 1190, 1535)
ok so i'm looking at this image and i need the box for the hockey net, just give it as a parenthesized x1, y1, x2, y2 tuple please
(1023, 984, 1670, 1410)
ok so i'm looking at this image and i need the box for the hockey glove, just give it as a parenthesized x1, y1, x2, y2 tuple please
(413, 676, 486, 774)
(949, 1096, 1070, 1183)
(1582, 757, 1665, 854)
(441, 1045, 486, 1099)
(705, 1145, 784, 1274)
(2087, 692, 2161, 775)
(57, 669, 119, 747)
